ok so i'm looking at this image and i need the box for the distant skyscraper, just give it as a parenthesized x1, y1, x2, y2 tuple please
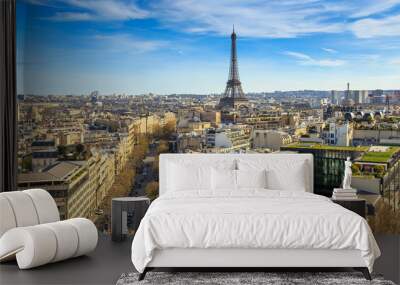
(385, 93, 390, 113)
(90, 90, 99, 103)
(218, 27, 249, 110)
(353, 90, 369, 104)
(331, 90, 341, 105)
(373, 89, 384, 97)
(342, 82, 354, 107)
(346, 82, 350, 100)
(353, 90, 361, 104)
(360, 90, 370, 104)
(371, 89, 385, 104)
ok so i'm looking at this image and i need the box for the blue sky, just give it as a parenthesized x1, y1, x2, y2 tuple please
(17, 0, 400, 95)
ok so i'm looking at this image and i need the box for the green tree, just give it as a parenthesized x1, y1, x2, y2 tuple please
(153, 124, 162, 139)
(21, 155, 32, 171)
(369, 199, 400, 234)
(157, 140, 169, 154)
(161, 121, 176, 139)
(76, 143, 85, 154)
(351, 164, 361, 176)
(374, 165, 385, 178)
(57, 145, 66, 156)
(152, 157, 159, 174)
(134, 136, 149, 160)
(145, 181, 159, 201)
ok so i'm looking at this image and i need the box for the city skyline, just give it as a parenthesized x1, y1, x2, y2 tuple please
(17, 0, 400, 95)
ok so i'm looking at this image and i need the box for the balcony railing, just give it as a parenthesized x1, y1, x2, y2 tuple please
(382, 160, 400, 212)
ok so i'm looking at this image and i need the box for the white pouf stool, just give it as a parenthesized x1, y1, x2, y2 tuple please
(0, 189, 98, 269)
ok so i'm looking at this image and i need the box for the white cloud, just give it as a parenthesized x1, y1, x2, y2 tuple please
(389, 58, 400, 65)
(285, 51, 313, 61)
(150, 0, 400, 39)
(350, 14, 400, 38)
(26, 0, 54, 5)
(30, 0, 400, 39)
(359, 54, 381, 62)
(93, 34, 167, 53)
(149, 0, 347, 38)
(322, 48, 338, 53)
(46, 0, 148, 21)
(350, 0, 400, 18)
(284, 51, 346, 67)
(48, 12, 93, 21)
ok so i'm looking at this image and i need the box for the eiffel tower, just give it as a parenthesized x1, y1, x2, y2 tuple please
(218, 26, 249, 110)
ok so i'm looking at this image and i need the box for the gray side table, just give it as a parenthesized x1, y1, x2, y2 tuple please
(111, 197, 150, 242)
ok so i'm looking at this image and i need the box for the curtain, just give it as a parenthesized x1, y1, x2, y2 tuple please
(0, 0, 17, 192)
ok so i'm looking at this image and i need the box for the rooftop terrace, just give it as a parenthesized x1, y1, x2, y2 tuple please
(283, 143, 369, 152)
(283, 144, 400, 164)
(360, 147, 400, 163)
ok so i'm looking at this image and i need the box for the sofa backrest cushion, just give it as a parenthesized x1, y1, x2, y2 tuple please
(0, 189, 60, 238)
(23, 189, 60, 224)
(0, 196, 17, 237)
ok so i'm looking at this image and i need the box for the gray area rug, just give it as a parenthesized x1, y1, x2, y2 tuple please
(116, 272, 396, 285)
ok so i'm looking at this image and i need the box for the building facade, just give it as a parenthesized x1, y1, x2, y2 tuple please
(280, 144, 366, 196)
(252, 130, 292, 151)
(322, 122, 353, 146)
(206, 127, 251, 152)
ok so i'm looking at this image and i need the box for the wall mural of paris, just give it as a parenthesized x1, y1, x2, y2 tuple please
(17, 0, 400, 233)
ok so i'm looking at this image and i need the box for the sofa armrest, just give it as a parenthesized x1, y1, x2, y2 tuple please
(0, 218, 98, 269)
(0, 226, 57, 269)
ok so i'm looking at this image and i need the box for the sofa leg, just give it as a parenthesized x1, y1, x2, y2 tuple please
(354, 267, 371, 280)
(138, 268, 148, 281)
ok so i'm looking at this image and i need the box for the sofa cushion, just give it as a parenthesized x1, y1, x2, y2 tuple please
(0, 218, 98, 269)
(0, 192, 39, 227)
(23, 189, 59, 224)
(0, 196, 17, 238)
(64, 218, 98, 257)
(0, 226, 57, 269)
(42, 221, 79, 262)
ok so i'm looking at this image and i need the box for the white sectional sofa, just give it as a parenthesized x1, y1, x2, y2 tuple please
(0, 189, 98, 269)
